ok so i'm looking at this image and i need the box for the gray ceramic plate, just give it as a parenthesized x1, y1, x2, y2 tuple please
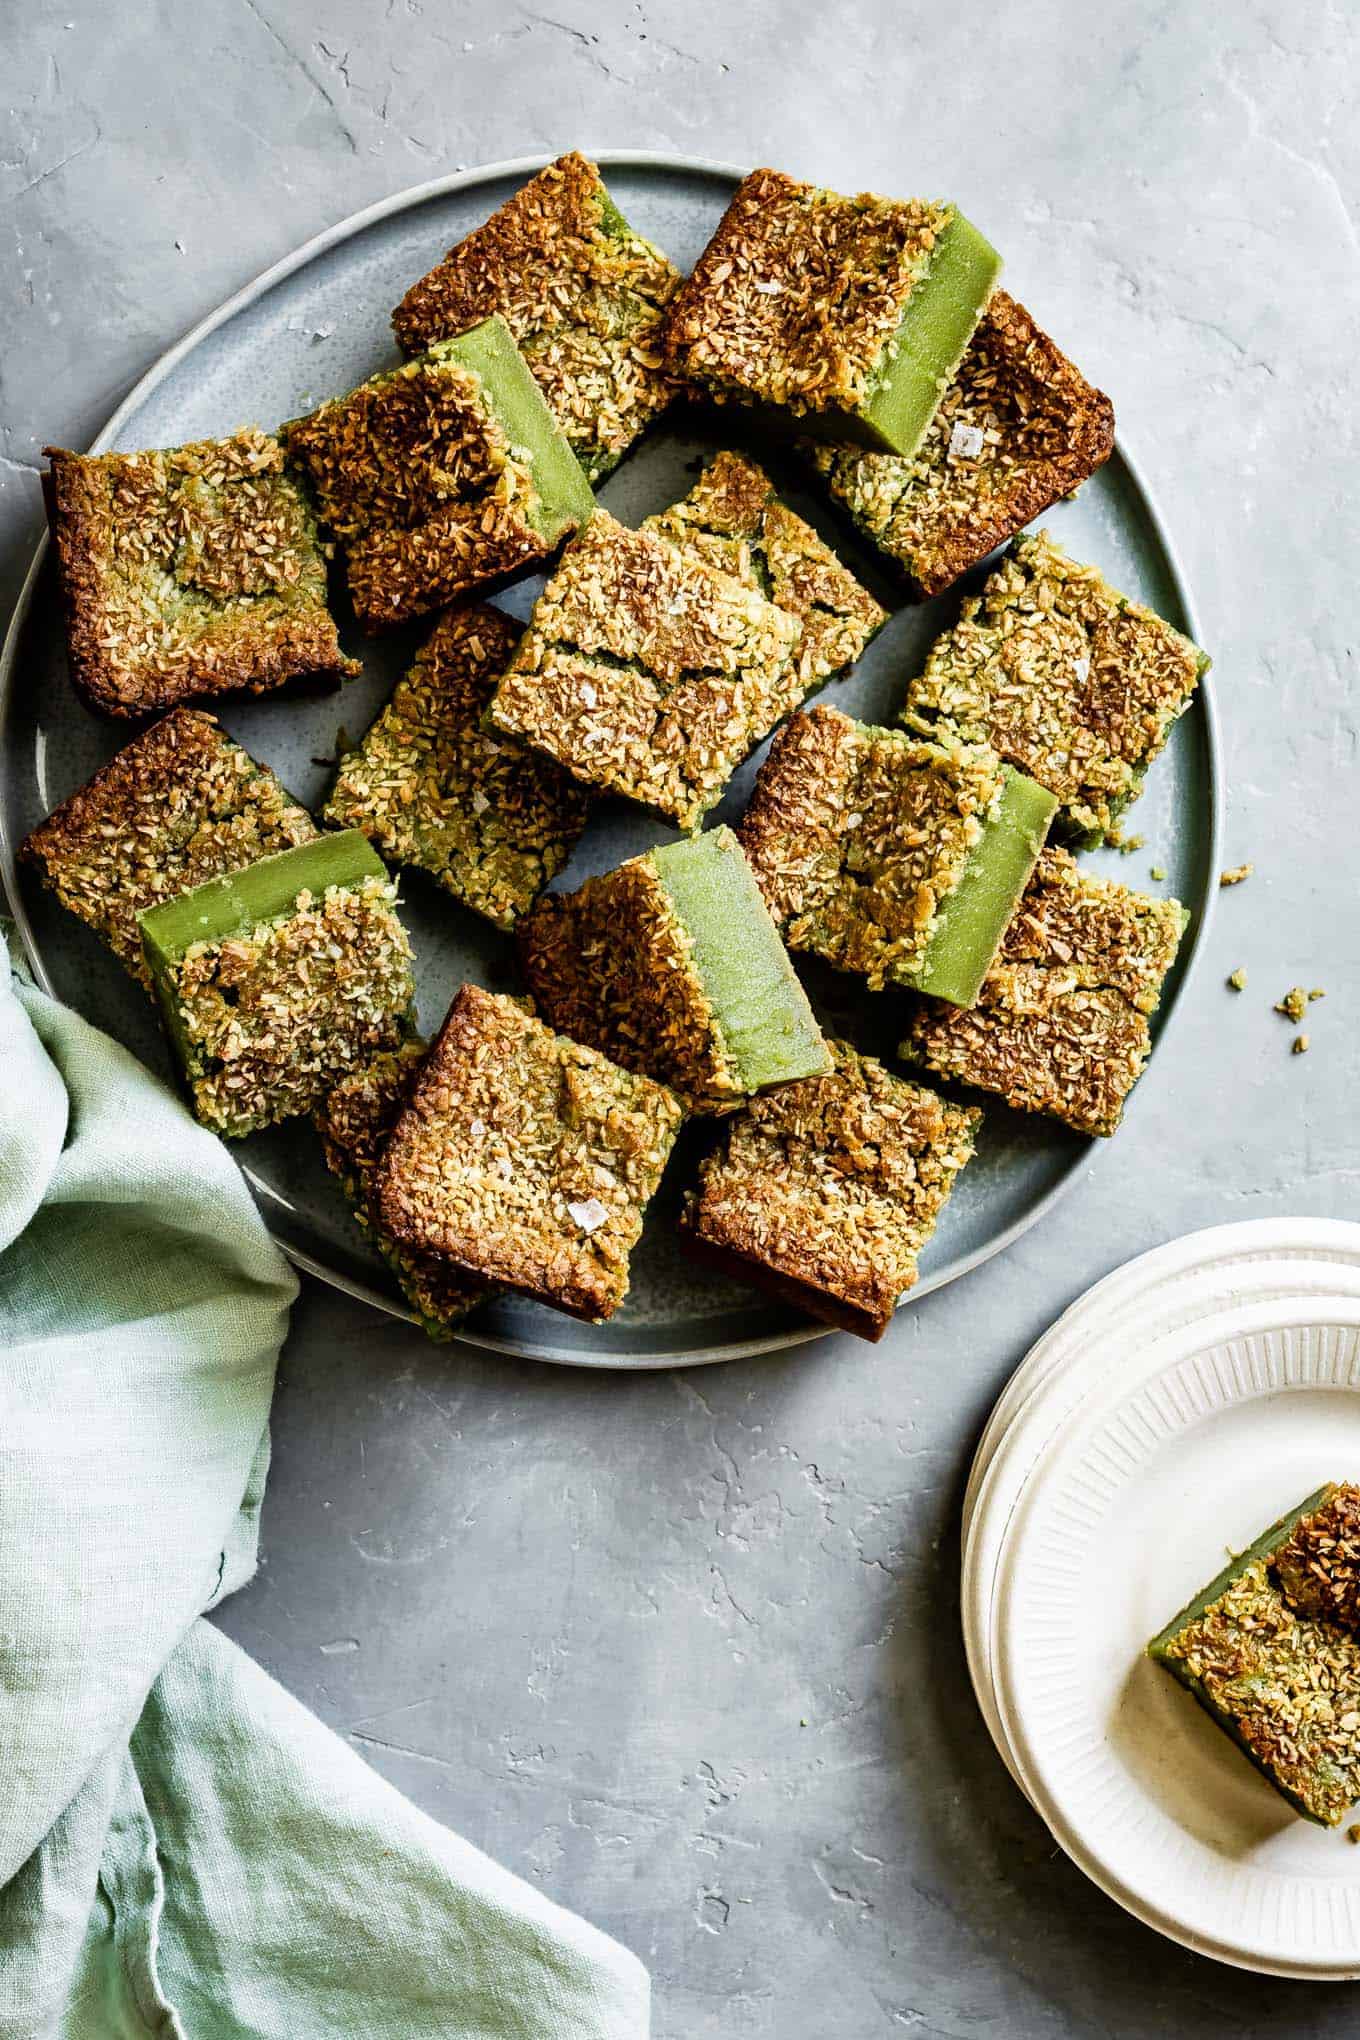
(0, 153, 1220, 1367)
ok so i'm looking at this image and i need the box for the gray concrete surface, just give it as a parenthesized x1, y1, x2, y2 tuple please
(3, 3, 1358, 2032)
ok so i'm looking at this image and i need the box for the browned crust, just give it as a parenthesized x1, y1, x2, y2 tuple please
(679, 1227, 892, 1341)
(374, 984, 682, 1322)
(394, 153, 679, 349)
(324, 603, 588, 928)
(391, 151, 680, 480)
(44, 441, 355, 716)
(316, 1042, 492, 1333)
(20, 707, 317, 986)
(737, 704, 1005, 991)
(914, 292, 1114, 592)
(641, 450, 885, 693)
(661, 169, 951, 415)
(1273, 1486, 1360, 1631)
(518, 860, 741, 1113)
(282, 351, 561, 634)
(807, 292, 1115, 596)
(678, 1043, 979, 1342)
(997, 848, 1185, 1013)
(344, 507, 550, 634)
(904, 528, 1205, 842)
(903, 848, 1186, 1137)
(487, 509, 803, 831)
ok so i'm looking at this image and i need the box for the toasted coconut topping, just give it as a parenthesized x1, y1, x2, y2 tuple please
(21, 709, 317, 987)
(374, 985, 682, 1323)
(488, 508, 804, 831)
(738, 704, 1007, 991)
(642, 451, 885, 694)
(1274, 1487, 1360, 1632)
(520, 859, 741, 1114)
(681, 1042, 978, 1340)
(663, 169, 952, 414)
(325, 604, 589, 929)
(804, 292, 1115, 596)
(903, 847, 1186, 1138)
(285, 349, 553, 632)
(169, 874, 415, 1137)
(1158, 1550, 1360, 1828)
(316, 1041, 491, 1336)
(44, 431, 355, 714)
(902, 528, 1205, 844)
(393, 152, 681, 483)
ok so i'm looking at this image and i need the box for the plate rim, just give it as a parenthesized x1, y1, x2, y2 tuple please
(0, 150, 1222, 1369)
(993, 1292, 1360, 1977)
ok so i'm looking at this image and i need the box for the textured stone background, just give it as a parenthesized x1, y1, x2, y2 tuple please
(3, 3, 1358, 2032)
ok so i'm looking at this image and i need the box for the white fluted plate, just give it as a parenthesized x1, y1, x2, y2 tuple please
(992, 1292, 1360, 1976)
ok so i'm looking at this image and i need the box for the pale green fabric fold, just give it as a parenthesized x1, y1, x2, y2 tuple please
(0, 943, 649, 2039)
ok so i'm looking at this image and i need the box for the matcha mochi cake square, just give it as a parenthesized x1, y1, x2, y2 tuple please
(662, 169, 1001, 456)
(317, 1040, 494, 1340)
(487, 508, 805, 831)
(739, 704, 1056, 1005)
(804, 291, 1115, 597)
(285, 315, 595, 632)
(139, 830, 415, 1139)
(44, 431, 356, 715)
(641, 450, 886, 695)
(680, 1042, 979, 1341)
(901, 847, 1186, 1138)
(518, 826, 829, 1114)
(21, 708, 317, 990)
(374, 985, 682, 1323)
(1150, 1485, 1360, 1827)
(324, 603, 590, 929)
(392, 151, 681, 484)
(902, 529, 1208, 845)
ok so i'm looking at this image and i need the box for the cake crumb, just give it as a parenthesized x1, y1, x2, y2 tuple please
(1114, 831, 1145, 855)
(1310, 986, 1326, 1002)
(1227, 969, 1247, 992)
(1292, 1034, 1310, 1055)
(1276, 986, 1309, 1023)
(1348, 1824, 1360, 1845)
(1219, 862, 1253, 886)
(1149, 864, 1166, 881)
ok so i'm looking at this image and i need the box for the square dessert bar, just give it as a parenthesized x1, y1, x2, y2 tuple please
(487, 508, 804, 832)
(21, 708, 317, 989)
(284, 314, 595, 633)
(680, 1042, 979, 1341)
(324, 604, 589, 929)
(902, 529, 1208, 845)
(518, 826, 829, 1114)
(901, 848, 1186, 1138)
(738, 705, 1057, 1004)
(1150, 1485, 1360, 1827)
(139, 830, 415, 1139)
(374, 985, 682, 1323)
(317, 1041, 492, 1340)
(44, 430, 356, 716)
(392, 151, 682, 484)
(804, 291, 1115, 597)
(662, 169, 1001, 455)
(641, 451, 886, 695)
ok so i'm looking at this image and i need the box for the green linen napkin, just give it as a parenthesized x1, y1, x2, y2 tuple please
(0, 939, 649, 2040)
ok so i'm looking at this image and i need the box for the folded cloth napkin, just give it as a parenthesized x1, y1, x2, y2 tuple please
(0, 937, 649, 2040)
